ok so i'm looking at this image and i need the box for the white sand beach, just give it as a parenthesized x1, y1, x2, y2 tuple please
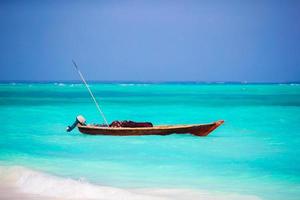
(0, 166, 261, 200)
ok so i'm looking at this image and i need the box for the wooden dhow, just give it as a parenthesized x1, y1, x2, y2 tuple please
(68, 61, 224, 137)
(76, 120, 224, 136)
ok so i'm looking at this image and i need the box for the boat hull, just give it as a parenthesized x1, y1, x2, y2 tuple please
(77, 120, 224, 136)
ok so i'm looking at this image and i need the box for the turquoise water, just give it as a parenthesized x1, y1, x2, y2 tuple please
(0, 83, 300, 199)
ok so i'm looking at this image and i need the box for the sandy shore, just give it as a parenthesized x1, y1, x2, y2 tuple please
(0, 185, 58, 200)
(0, 186, 262, 200)
(0, 166, 261, 200)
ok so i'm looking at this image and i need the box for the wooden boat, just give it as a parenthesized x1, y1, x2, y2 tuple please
(77, 120, 224, 136)
(69, 62, 225, 137)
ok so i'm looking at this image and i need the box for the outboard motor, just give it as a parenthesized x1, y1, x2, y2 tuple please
(66, 115, 86, 132)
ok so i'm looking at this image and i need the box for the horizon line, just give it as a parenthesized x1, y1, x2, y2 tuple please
(0, 80, 300, 84)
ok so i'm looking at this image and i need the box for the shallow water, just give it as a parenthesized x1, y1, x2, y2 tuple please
(0, 83, 300, 200)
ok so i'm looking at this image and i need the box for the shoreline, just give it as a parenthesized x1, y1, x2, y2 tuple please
(0, 165, 261, 200)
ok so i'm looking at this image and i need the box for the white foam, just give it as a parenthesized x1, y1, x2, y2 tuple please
(54, 82, 66, 86)
(119, 83, 150, 87)
(69, 84, 82, 87)
(0, 165, 261, 200)
(119, 83, 136, 86)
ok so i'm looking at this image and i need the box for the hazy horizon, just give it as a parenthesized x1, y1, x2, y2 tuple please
(1, 80, 300, 84)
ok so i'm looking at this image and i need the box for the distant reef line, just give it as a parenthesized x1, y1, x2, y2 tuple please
(0, 80, 300, 85)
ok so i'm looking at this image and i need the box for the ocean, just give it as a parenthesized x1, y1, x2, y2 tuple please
(0, 83, 299, 200)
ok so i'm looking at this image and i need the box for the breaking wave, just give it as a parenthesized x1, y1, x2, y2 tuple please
(0, 165, 261, 200)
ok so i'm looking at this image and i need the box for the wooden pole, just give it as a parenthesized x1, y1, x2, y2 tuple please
(72, 60, 109, 126)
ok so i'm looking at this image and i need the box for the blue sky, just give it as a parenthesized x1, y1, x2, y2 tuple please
(0, 0, 299, 82)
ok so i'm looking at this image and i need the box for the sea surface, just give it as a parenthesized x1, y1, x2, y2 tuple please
(0, 83, 300, 200)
